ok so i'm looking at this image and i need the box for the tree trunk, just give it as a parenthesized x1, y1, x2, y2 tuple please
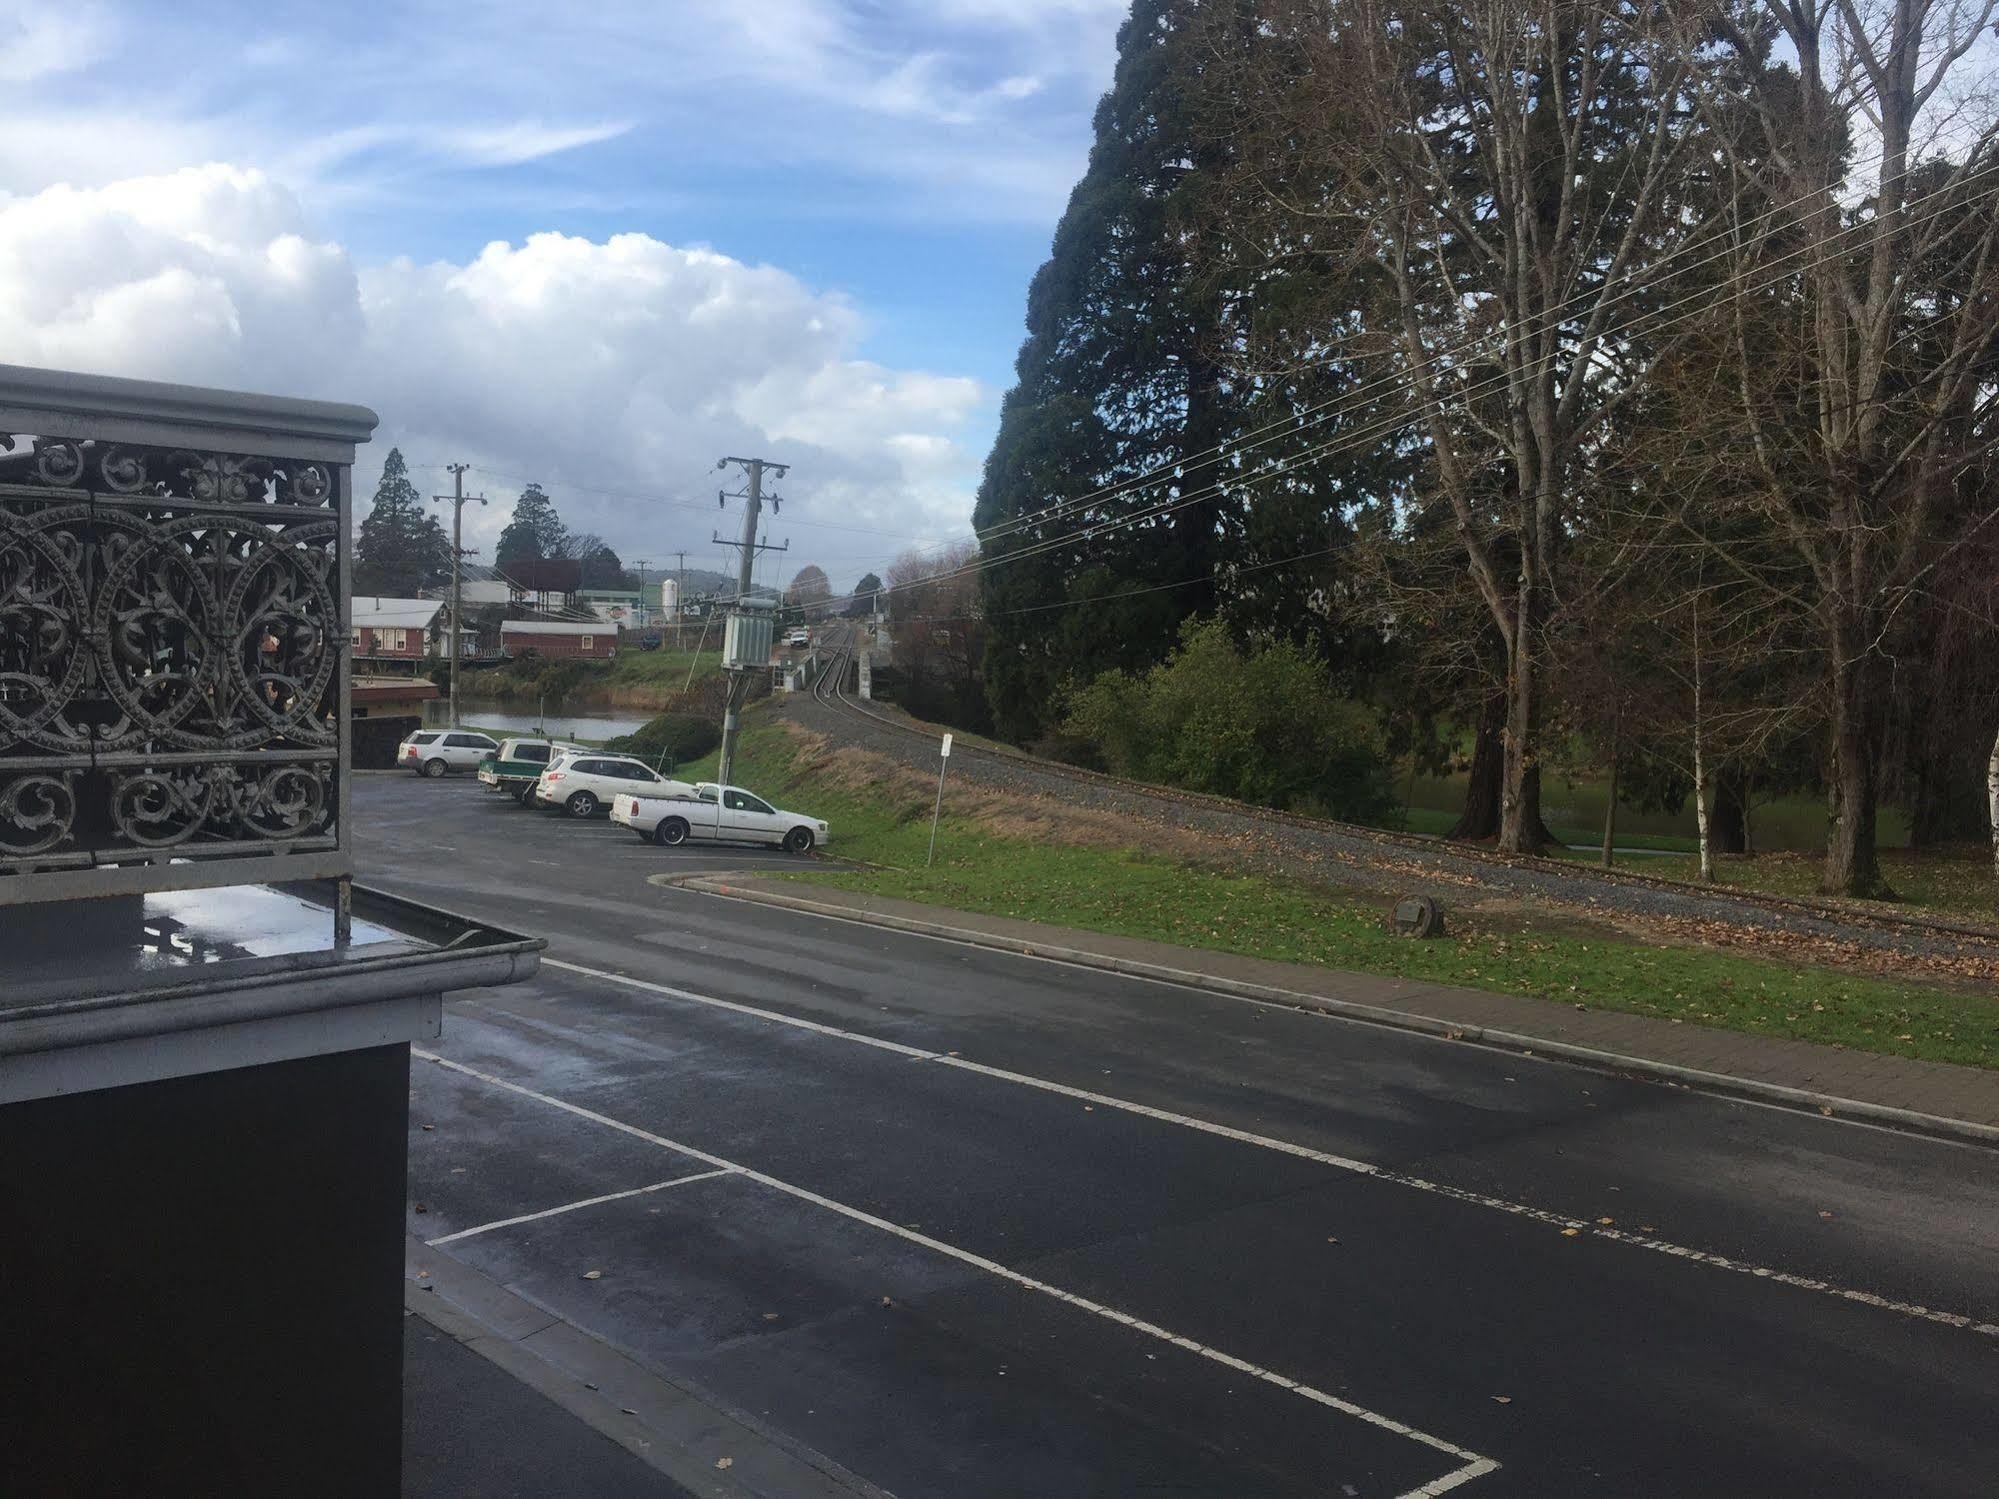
(1448, 692, 1506, 841)
(1824, 641, 1893, 898)
(1988, 723, 1999, 912)
(1497, 632, 1539, 854)
(1710, 768, 1748, 855)
(1694, 756, 1714, 883)
(1601, 710, 1620, 869)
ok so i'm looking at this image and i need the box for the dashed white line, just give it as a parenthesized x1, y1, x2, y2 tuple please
(415, 1047, 1497, 1498)
(540, 955, 1999, 1339)
(423, 1167, 737, 1246)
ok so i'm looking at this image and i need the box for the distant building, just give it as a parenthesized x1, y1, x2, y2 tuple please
(352, 596, 475, 665)
(500, 619, 617, 660)
(579, 588, 647, 628)
(352, 597, 441, 663)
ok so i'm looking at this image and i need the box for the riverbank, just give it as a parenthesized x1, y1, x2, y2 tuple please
(459, 648, 720, 712)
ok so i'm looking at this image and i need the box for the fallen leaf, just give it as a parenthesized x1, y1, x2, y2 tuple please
(420, 1124, 435, 1132)
(762, 1312, 781, 1321)
(880, 1296, 895, 1308)
(583, 1269, 603, 1281)
(716, 1458, 734, 1470)
(1596, 1217, 1614, 1225)
(1325, 1236, 1340, 1245)
(1491, 1395, 1512, 1405)
(1817, 1210, 1834, 1220)
(413, 1202, 427, 1213)
(1560, 1227, 1581, 1238)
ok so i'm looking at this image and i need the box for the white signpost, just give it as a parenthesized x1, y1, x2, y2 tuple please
(928, 734, 952, 868)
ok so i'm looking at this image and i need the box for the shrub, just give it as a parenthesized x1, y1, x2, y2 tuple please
(607, 711, 721, 770)
(1060, 618, 1398, 823)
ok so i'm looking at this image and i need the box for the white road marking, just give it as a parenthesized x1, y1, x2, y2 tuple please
(414, 1047, 1496, 1498)
(541, 956, 1999, 1339)
(675, 881, 1999, 1154)
(423, 1167, 737, 1246)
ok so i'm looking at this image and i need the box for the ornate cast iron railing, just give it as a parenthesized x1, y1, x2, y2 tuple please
(0, 366, 376, 904)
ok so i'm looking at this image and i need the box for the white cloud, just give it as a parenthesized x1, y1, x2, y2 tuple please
(0, 0, 111, 82)
(0, 167, 987, 581)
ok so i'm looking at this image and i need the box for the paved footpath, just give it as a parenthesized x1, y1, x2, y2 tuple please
(358, 773, 1999, 1498)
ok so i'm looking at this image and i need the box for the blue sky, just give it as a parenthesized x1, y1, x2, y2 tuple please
(0, 0, 1127, 580)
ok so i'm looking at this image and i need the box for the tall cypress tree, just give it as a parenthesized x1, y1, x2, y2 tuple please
(354, 448, 451, 596)
(974, 0, 1247, 743)
(495, 482, 566, 568)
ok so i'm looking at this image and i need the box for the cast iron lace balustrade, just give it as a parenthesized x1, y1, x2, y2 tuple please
(1, 434, 343, 876)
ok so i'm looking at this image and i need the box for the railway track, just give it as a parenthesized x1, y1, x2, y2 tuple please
(804, 627, 1999, 960)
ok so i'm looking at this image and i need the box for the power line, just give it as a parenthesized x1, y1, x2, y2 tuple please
(807, 169, 1999, 623)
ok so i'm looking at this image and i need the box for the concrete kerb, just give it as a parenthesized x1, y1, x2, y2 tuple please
(653, 872, 1999, 1152)
(405, 1237, 889, 1499)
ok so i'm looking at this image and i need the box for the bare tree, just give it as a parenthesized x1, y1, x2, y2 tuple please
(885, 542, 991, 728)
(785, 564, 833, 620)
(1222, 0, 1726, 852)
(1701, 0, 1999, 894)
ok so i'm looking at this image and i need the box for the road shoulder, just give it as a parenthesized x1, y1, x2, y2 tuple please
(667, 873, 1999, 1146)
(406, 1237, 891, 1499)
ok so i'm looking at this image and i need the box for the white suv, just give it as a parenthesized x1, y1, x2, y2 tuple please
(534, 753, 696, 818)
(399, 729, 499, 777)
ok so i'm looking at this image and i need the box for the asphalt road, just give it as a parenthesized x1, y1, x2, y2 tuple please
(359, 770, 1999, 1498)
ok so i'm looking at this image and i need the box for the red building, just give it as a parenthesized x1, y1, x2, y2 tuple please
(500, 620, 617, 660)
(352, 597, 442, 661)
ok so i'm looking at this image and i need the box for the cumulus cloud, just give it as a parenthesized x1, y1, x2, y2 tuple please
(0, 166, 987, 581)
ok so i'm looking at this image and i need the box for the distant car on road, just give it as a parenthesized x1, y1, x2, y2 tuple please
(534, 753, 696, 818)
(787, 628, 811, 648)
(400, 729, 499, 777)
(610, 781, 829, 853)
(478, 738, 580, 803)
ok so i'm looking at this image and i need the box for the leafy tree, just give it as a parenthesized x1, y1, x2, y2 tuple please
(973, 0, 1254, 742)
(1062, 618, 1396, 821)
(495, 482, 566, 567)
(354, 448, 451, 595)
(845, 571, 883, 618)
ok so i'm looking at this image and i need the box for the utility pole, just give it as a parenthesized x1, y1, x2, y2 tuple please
(432, 465, 486, 729)
(672, 549, 687, 627)
(633, 558, 650, 631)
(713, 457, 789, 787)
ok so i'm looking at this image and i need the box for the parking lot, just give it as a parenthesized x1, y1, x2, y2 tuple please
(360, 770, 1999, 1498)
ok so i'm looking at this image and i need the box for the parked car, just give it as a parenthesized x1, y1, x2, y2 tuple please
(478, 738, 580, 803)
(399, 729, 499, 777)
(533, 753, 697, 818)
(610, 781, 829, 853)
(787, 628, 810, 648)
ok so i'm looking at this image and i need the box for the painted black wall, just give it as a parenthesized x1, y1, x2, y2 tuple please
(1, 1045, 410, 1498)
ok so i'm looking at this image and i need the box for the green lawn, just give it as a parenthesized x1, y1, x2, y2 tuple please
(705, 714, 1999, 1071)
(465, 647, 720, 706)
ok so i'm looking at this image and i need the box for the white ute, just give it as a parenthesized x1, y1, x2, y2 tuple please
(610, 782, 829, 854)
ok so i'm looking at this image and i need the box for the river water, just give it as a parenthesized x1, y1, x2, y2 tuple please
(422, 699, 650, 743)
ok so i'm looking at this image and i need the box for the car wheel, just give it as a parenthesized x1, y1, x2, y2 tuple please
(423, 758, 447, 778)
(565, 791, 598, 818)
(783, 826, 815, 855)
(657, 816, 690, 846)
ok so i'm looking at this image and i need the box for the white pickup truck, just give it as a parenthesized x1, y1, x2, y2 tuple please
(609, 781, 830, 854)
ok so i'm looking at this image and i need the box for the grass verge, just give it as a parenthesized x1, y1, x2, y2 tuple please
(708, 714, 1999, 1071)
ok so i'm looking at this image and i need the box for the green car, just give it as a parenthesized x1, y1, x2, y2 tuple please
(476, 738, 580, 805)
